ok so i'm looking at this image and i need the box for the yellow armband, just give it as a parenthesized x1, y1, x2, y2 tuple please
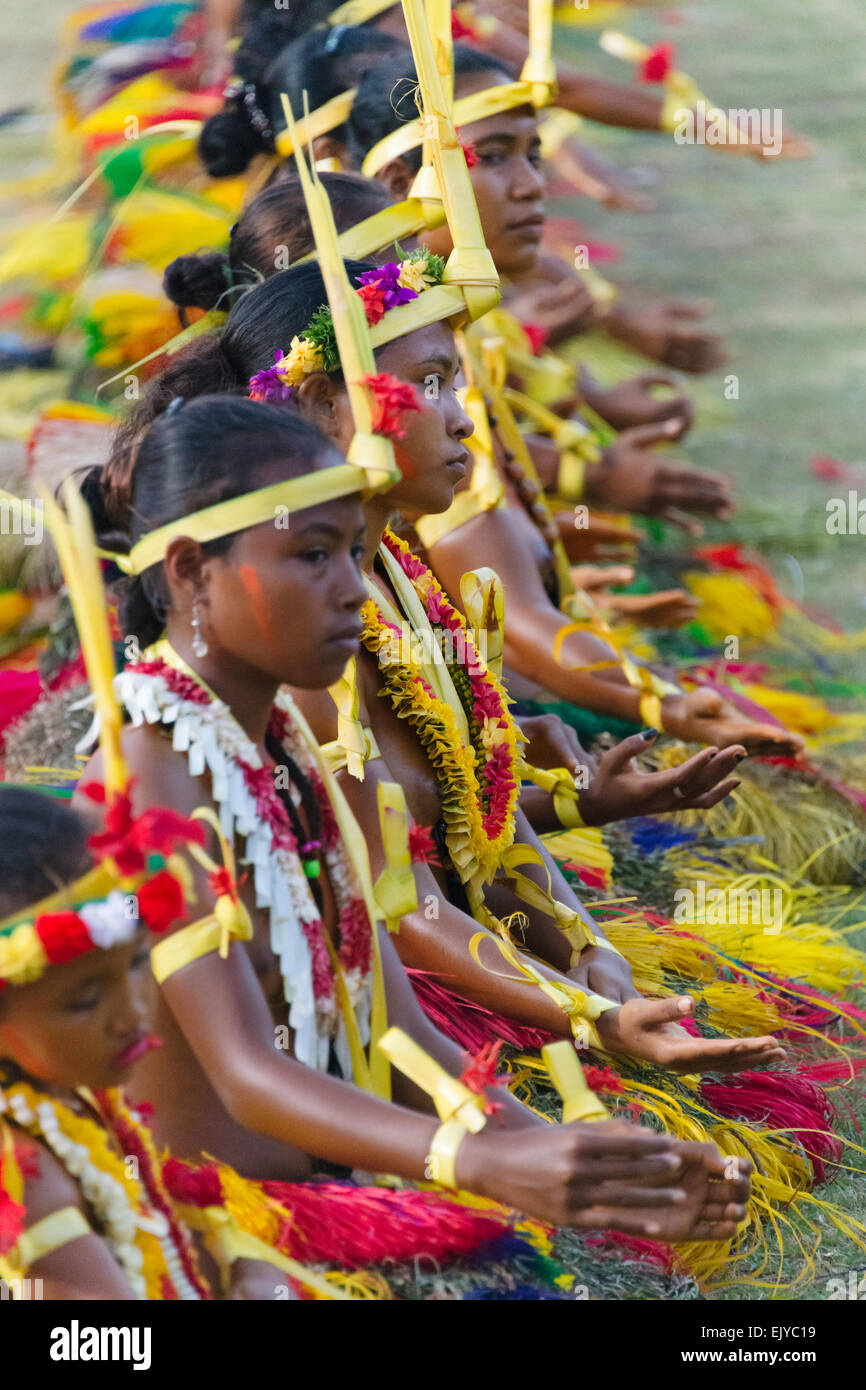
(519, 761, 586, 830)
(556, 449, 587, 504)
(327, 657, 380, 781)
(14, 1207, 91, 1270)
(320, 729, 381, 775)
(542, 1041, 610, 1122)
(467, 924, 611, 1045)
(372, 782, 418, 933)
(150, 807, 254, 983)
(425, 1117, 469, 1190)
(377, 1027, 487, 1132)
(639, 692, 664, 731)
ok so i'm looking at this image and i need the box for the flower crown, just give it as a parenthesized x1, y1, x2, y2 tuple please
(248, 248, 446, 403)
(0, 787, 204, 989)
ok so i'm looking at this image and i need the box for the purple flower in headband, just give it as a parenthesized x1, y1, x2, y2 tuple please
(249, 350, 297, 404)
(356, 263, 418, 311)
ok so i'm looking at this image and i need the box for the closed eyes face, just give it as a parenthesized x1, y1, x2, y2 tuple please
(0, 930, 155, 1092)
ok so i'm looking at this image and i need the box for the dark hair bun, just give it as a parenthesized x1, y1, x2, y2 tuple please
(78, 464, 118, 545)
(163, 252, 231, 312)
(198, 110, 262, 178)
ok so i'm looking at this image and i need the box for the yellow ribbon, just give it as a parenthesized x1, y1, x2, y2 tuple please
(327, 657, 374, 782)
(280, 92, 402, 492)
(498, 843, 596, 951)
(0, 863, 118, 938)
(542, 1041, 610, 1122)
(296, 198, 446, 267)
(185, 807, 253, 958)
(274, 89, 356, 160)
(372, 782, 418, 932)
(38, 478, 128, 794)
(102, 465, 375, 577)
(599, 30, 740, 141)
(518, 761, 586, 829)
(460, 568, 505, 682)
(193, 1205, 353, 1300)
(377, 1026, 487, 1131)
(415, 375, 507, 549)
(399, 0, 501, 322)
(467, 928, 611, 1046)
(363, 0, 556, 177)
(150, 806, 253, 983)
(13, 1207, 91, 1272)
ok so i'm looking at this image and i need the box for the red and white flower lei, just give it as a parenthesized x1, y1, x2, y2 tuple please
(116, 658, 373, 1076)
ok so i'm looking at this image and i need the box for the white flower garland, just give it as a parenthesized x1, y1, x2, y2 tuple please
(116, 666, 371, 1076)
(0, 1089, 201, 1301)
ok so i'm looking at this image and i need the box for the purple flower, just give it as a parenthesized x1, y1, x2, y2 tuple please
(356, 263, 418, 311)
(248, 355, 297, 403)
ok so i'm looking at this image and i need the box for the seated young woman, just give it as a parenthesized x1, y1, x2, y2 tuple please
(78, 395, 752, 1280)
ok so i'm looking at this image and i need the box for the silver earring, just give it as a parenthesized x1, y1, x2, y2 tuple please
(191, 597, 208, 658)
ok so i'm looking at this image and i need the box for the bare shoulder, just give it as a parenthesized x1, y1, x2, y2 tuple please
(14, 1132, 88, 1227)
(76, 724, 214, 819)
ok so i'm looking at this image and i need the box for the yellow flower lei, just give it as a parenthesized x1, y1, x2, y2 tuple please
(361, 537, 521, 895)
(3, 1082, 208, 1300)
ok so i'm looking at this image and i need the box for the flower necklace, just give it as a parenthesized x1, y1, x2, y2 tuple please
(116, 652, 374, 1076)
(0, 1082, 209, 1300)
(361, 530, 520, 895)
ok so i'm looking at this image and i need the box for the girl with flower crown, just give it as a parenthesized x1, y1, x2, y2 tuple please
(0, 786, 228, 1300)
(76, 392, 755, 1296)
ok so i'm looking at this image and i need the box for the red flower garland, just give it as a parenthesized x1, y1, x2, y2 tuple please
(357, 283, 387, 325)
(137, 871, 188, 934)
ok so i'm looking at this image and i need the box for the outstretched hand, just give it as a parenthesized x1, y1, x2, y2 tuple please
(661, 687, 806, 757)
(596, 995, 787, 1074)
(589, 423, 735, 529)
(606, 297, 727, 374)
(585, 370, 694, 438)
(577, 731, 746, 825)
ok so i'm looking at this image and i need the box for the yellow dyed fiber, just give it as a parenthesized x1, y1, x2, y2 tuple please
(0, 591, 32, 634)
(540, 825, 613, 878)
(650, 742, 866, 883)
(683, 570, 780, 642)
(0, 216, 92, 285)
